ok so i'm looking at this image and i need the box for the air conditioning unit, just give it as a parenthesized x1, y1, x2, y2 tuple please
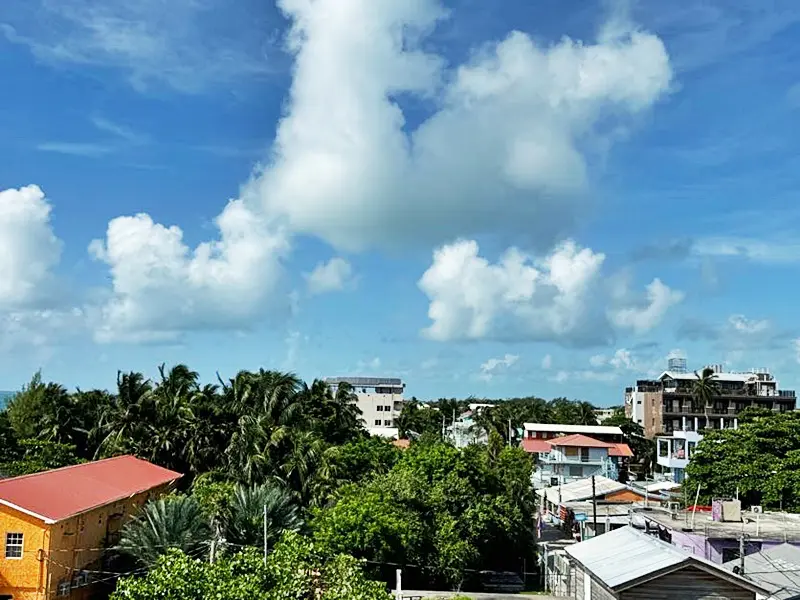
(667, 502, 681, 512)
(751, 506, 763, 514)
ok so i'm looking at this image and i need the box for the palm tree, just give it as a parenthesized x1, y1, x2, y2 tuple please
(219, 482, 303, 550)
(693, 367, 721, 429)
(574, 401, 599, 426)
(117, 496, 210, 567)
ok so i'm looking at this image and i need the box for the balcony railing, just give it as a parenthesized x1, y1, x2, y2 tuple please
(540, 453, 604, 464)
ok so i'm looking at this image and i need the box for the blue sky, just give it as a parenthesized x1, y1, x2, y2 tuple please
(2, 0, 800, 405)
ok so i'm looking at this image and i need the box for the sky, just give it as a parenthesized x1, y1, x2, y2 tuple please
(2, 0, 800, 405)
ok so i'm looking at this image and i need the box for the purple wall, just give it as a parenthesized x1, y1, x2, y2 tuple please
(664, 527, 800, 563)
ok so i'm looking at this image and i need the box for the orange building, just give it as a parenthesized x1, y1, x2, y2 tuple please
(0, 455, 181, 599)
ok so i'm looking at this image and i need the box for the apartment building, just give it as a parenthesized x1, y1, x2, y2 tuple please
(324, 376, 405, 438)
(625, 359, 796, 438)
(528, 433, 633, 488)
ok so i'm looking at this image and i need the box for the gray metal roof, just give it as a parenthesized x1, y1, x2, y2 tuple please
(323, 377, 404, 386)
(566, 526, 767, 594)
(536, 475, 626, 503)
(723, 543, 800, 600)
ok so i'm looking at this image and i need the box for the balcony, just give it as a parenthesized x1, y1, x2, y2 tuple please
(539, 453, 605, 465)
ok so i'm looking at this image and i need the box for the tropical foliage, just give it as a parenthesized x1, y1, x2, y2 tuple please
(0, 363, 602, 594)
(686, 411, 800, 509)
(111, 532, 391, 600)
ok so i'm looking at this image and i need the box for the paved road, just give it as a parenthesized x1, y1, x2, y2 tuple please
(395, 591, 568, 599)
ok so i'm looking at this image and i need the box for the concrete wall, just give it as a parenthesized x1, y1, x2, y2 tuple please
(0, 508, 51, 599)
(355, 391, 403, 431)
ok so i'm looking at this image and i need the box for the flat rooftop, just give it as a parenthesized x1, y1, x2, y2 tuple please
(637, 507, 800, 541)
(324, 377, 404, 386)
(523, 423, 623, 435)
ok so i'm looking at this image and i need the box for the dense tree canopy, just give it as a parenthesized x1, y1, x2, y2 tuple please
(0, 363, 603, 595)
(686, 411, 800, 509)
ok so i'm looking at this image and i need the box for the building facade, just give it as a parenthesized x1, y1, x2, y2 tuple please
(324, 376, 405, 437)
(531, 434, 632, 488)
(625, 363, 796, 439)
(0, 455, 180, 599)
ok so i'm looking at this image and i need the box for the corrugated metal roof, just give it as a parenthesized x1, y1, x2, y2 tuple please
(523, 423, 623, 435)
(608, 443, 634, 457)
(521, 438, 552, 453)
(0, 455, 181, 523)
(567, 526, 687, 588)
(548, 434, 614, 448)
(723, 543, 800, 600)
(567, 526, 767, 595)
(536, 475, 627, 503)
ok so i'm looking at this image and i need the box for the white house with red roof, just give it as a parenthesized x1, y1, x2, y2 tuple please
(527, 433, 633, 488)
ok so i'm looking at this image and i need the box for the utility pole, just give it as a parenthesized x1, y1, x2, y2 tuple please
(591, 476, 598, 537)
(739, 533, 745, 576)
(264, 504, 269, 567)
(508, 418, 512, 447)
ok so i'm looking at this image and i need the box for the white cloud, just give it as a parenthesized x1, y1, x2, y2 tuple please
(609, 348, 636, 370)
(1, 0, 273, 93)
(0, 185, 63, 309)
(419, 238, 680, 345)
(36, 142, 114, 157)
(541, 354, 553, 370)
(729, 314, 769, 334)
(241, 0, 672, 251)
(609, 278, 684, 334)
(479, 353, 519, 381)
(304, 257, 356, 295)
(693, 237, 800, 265)
(88, 200, 289, 343)
(419, 239, 607, 344)
(589, 354, 607, 367)
(356, 357, 382, 372)
(552, 370, 570, 383)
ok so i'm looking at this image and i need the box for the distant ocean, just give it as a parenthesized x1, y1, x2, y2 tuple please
(0, 391, 14, 410)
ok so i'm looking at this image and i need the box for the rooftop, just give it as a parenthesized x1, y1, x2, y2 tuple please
(548, 434, 614, 448)
(638, 507, 800, 541)
(536, 475, 627, 503)
(324, 376, 404, 386)
(0, 455, 181, 524)
(566, 526, 765, 595)
(521, 438, 552, 453)
(723, 543, 800, 600)
(523, 423, 623, 435)
(659, 370, 771, 383)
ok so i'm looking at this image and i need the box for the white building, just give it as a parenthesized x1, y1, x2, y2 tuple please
(324, 376, 405, 438)
(656, 429, 702, 484)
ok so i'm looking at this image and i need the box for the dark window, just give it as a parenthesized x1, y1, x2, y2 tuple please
(376, 405, 383, 411)
(374, 420, 381, 426)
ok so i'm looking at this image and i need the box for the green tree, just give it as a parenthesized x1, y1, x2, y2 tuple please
(220, 483, 303, 550)
(0, 439, 83, 476)
(692, 367, 720, 430)
(686, 411, 800, 509)
(117, 496, 211, 567)
(111, 533, 391, 600)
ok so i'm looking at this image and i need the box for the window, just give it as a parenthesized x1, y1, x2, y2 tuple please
(5, 533, 23, 559)
(376, 405, 383, 411)
(568, 465, 582, 476)
(374, 419, 381, 426)
(384, 420, 392, 426)
(57, 580, 71, 597)
(384, 405, 391, 412)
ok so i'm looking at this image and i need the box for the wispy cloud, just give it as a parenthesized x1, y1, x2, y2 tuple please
(91, 116, 147, 144)
(1, 0, 281, 94)
(692, 236, 800, 265)
(36, 142, 114, 157)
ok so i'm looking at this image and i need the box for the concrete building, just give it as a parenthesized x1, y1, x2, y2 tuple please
(563, 525, 767, 599)
(625, 361, 796, 439)
(636, 500, 800, 565)
(529, 434, 632, 488)
(0, 455, 180, 599)
(523, 423, 625, 443)
(324, 376, 405, 438)
(655, 429, 702, 483)
(594, 408, 618, 423)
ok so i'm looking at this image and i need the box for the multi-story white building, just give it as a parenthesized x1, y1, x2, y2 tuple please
(324, 376, 405, 438)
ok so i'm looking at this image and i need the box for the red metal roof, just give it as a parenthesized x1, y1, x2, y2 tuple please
(608, 443, 634, 457)
(547, 434, 614, 448)
(0, 455, 182, 523)
(521, 438, 553, 453)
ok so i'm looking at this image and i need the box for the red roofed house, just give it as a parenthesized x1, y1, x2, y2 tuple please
(0, 455, 181, 599)
(532, 433, 632, 488)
